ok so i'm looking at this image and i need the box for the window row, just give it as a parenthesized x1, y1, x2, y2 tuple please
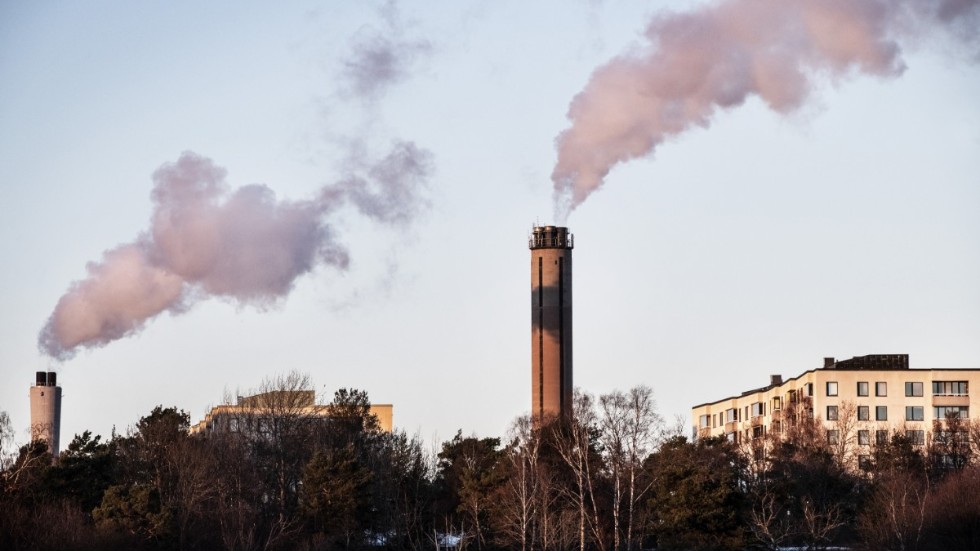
(841, 429, 927, 447)
(853, 405, 890, 421)
(702, 381, 971, 430)
(934, 381, 969, 396)
(706, 403, 971, 430)
(830, 380, 968, 397)
(841, 405, 969, 421)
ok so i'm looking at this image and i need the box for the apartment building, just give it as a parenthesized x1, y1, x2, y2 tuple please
(691, 355, 979, 463)
(191, 390, 393, 435)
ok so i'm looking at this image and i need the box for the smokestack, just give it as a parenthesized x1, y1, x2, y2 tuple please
(529, 225, 573, 422)
(30, 371, 62, 459)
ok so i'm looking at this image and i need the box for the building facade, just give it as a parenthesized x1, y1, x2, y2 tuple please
(691, 355, 980, 465)
(29, 371, 62, 459)
(529, 225, 574, 422)
(191, 390, 393, 435)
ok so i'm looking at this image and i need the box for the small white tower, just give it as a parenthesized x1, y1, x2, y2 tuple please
(30, 371, 62, 458)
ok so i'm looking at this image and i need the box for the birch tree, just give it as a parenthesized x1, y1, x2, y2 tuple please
(553, 390, 605, 551)
(599, 386, 661, 551)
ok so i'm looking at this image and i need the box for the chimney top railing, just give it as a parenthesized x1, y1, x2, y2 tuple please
(529, 226, 574, 249)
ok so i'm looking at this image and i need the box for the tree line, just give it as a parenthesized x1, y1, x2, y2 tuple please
(3, 374, 980, 551)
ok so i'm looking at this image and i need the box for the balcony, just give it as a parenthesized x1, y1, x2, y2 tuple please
(934, 396, 970, 407)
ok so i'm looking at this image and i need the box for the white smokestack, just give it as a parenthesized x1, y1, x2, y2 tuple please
(30, 371, 62, 459)
(551, 0, 980, 219)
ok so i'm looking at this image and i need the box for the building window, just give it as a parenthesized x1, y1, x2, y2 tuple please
(933, 381, 968, 396)
(876, 382, 887, 397)
(806, 383, 814, 397)
(229, 418, 239, 432)
(906, 430, 925, 446)
(906, 406, 924, 421)
(753, 425, 765, 439)
(857, 406, 870, 421)
(905, 382, 923, 397)
(876, 430, 889, 445)
(725, 409, 737, 423)
(858, 430, 870, 446)
(858, 455, 872, 470)
(935, 430, 969, 444)
(699, 415, 710, 428)
(935, 406, 969, 420)
(751, 402, 764, 418)
(857, 381, 869, 397)
(772, 420, 781, 434)
(772, 397, 781, 410)
(876, 406, 888, 421)
(826, 405, 839, 421)
(826, 382, 838, 397)
(827, 430, 840, 445)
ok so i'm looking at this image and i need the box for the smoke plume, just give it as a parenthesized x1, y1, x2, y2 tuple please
(552, 0, 980, 219)
(341, 0, 431, 103)
(40, 143, 432, 360)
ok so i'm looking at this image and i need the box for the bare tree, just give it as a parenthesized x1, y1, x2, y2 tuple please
(497, 416, 540, 551)
(533, 453, 565, 551)
(783, 393, 821, 452)
(747, 481, 793, 550)
(742, 430, 789, 550)
(599, 392, 628, 551)
(829, 400, 859, 470)
(928, 413, 971, 473)
(231, 371, 316, 547)
(599, 386, 661, 551)
(859, 469, 930, 551)
(800, 496, 848, 548)
(553, 389, 605, 551)
(0, 411, 17, 472)
(208, 432, 264, 551)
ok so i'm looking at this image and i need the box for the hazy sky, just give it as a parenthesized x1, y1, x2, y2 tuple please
(2, 0, 978, 448)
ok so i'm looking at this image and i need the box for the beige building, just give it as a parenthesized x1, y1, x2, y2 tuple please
(691, 355, 979, 464)
(191, 390, 393, 435)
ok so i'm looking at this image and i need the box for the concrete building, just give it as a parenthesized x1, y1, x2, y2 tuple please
(691, 355, 980, 466)
(529, 225, 573, 421)
(29, 371, 62, 458)
(190, 390, 393, 435)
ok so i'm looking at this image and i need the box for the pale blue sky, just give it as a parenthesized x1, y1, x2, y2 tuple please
(2, 1, 978, 447)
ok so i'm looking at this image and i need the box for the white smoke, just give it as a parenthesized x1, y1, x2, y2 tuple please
(340, 0, 431, 104)
(39, 143, 432, 360)
(552, 0, 980, 220)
